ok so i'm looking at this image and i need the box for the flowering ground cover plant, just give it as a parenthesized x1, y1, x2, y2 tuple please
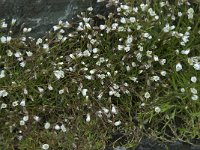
(0, 0, 200, 149)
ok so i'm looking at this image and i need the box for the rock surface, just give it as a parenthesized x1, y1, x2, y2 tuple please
(0, 0, 94, 37)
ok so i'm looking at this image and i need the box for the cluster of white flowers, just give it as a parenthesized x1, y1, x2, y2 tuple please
(0, 1, 199, 148)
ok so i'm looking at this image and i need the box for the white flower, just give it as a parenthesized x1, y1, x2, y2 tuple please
(160, 71, 167, 76)
(20, 62, 26, 67)
(190, 88, 198, 94)
(59, 89, 64, 94)
(130, 17, 136, 23)
(44, 122, 50, 129)
(42, 144, 49, 150)
(152, 76, 160, 82)
(12, 101, 18, 107)
(86, 113, 91, 122)
(26, 51, 33, 57)
(0, 90, 8, 97)
(48, 84, 53, 90)
(99, 25, 106, 30)
(144, 92, 151, 99)
(20, 99, 26, 106)
(176, 63, 182, 71)
(181, 49, 190, 55)
(163, 24, 170, 33)
(6, 50, 13, 56)
(187, 8, 194, 19)
(53, 70, 65, 79)
(114, 120, 121, 126)
(140, 4, 148, 11)
(0, 70, 5, 78)
(111, 104, 117, 114)
(61, 124, 67, 132)
(87, 7, 93, 11)
(159, 2, 165, 7)
(191, 95, 198, 100)
(193, 63, 200, 70)
(81, 89, 88, 97)
(155, 106, 161, 113)
(33, 116, 40, 122)
(118, 45, 124, 50)
(102, 107, 109, 114)
(1, 103, 7, 109)
(38, 87, 44, 93)
(191, 76, 197, 83)
(11, 18, 17, 25)
(14, 51, 22, 58)
(20, 120, 25, 126)
(0, 36, 7, 43)
(120, 17, 126, 24)
(92, 48, 99, 53)
(83, 50, 91, 57)
(89, 69, 96, 74)
(43, 44, 49, 52)
(178, 12, 182, 17)
(180, 88, 185, 93)
(55, 124, 60, 130)
(36, 38, 43, 45)
(53, 25, 61, 31)
(23, 116, 29, 122)
(1, 22, 7, 28)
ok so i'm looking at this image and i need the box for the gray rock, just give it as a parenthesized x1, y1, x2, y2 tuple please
(0, 0, 94, 37)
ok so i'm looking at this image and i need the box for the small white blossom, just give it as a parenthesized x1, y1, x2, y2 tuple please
(20, 99, 26, 106)
(144, 92, 151, 99)
(0, 70, 5, 78)
(191, 95, 198, 100)
(20, 62, 26, 67)
(59, 89, 64, 94)
(0, 36, 6, 43)
(176, 63, 183, 71)
(187, 8, 194, 19)
(0, 90, 8, 97)
(23, 116, 29, 122)
(129, 17, 136, 23)
(86, 113, 91, 122)
(190, 88, 198, 94)
(102, 107, 109, 114)
(100, 25, 107, 30)
(114, 120, 121, 126)
(181, 49, 190, 55)
(55, 124, 60, 130)
(11, 18, 17, 25)
(44, 122, 51, 129)
(1, 22, 7, 28)
(38, 87, 44, 93)
(160, 71, 167, 76)
(20, 120, 25, 126)
(193, 63, 200, 70)
(33, 116, 40, 122)
(155, 106, 161, 113)
(190, 76, 197, 83)
(81, 89, 88, 97)
(61, 124, 67, 132)
(26, 51, 33, 57)
(1, 103, 7, 109)
(42, 144, 49, 150)
(54, 70, 65, 79)
(12, 101, 18, 107)
(111, 104, 117, 114)
(48, 84, 53, 90)
(180, 88, 185, 93)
